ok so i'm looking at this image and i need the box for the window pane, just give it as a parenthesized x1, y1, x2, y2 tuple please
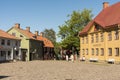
(115, 30, 119, 40)
(101, 48, 104, 56)
(92, 48, 94, 55)
(108, 48, 112, 56)
(7, 40, 10, 46)
(96, 48, 99, 56)
(1, 39, 5, 45)
(115, 48, 119, 56)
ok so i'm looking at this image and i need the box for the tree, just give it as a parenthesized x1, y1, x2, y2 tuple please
(43, 28, 56, 45)
(58, 9, 93, 50)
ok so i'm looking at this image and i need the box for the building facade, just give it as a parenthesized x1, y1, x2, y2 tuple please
(0, 29, 21, 62)
(80, 2, 120, 63)
(37, 32, 54, 60)
(7, 23, 44, 61)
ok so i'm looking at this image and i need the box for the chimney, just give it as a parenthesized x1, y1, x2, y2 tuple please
(103, 2, 109, 9)
(15, 23, 20, 29)
(40, 32, 43, 37)
(35, 31, 39, 36)
(26, 27, 30, 32)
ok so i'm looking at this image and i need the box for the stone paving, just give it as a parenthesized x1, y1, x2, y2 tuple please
(0, 60, 120, 80)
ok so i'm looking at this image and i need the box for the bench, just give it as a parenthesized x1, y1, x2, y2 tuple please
(89, 58, 98, 62)
(80, 57, 85, 61)
(107, 59, 115, 64)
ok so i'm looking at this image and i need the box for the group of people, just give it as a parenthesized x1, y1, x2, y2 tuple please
(59, 48, 79, 61)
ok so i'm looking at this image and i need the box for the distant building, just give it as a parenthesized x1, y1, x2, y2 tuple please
(79, 2, 120, 63)
(7, 23, 44, 61)
(0, 29, 20, 62)
(37, 32, 54, 60)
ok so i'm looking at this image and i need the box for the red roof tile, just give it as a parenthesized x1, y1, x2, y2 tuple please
(80, 20, 94, 35)
(95, 2, 120, 27)
(14, 27, 36, 40)
(14, 27, 54, 48)
(80, 2, 120, 35)
(0, 29, 20, 40)
(37, 36, 54, 48)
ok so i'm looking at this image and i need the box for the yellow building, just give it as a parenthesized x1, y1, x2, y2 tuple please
(79, 2, 120, 63)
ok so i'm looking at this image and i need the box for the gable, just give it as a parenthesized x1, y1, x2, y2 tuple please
(7, 27, 28, 39)
(88, 23, 104, 33)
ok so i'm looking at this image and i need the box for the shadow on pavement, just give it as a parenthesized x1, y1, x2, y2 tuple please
(0, 76, 9, 79)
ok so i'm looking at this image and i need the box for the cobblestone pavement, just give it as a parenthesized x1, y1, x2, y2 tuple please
(0, 60, 120, 80)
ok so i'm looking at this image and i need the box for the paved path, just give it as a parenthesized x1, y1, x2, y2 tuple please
(0, 60, 120, 80)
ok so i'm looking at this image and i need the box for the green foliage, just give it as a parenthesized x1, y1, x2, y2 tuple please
(58, 9, 93, 50)
(43, 28, 56, 45)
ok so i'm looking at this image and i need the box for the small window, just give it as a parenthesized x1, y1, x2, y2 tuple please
(100, 33, 104, 42)
(114, 30, 119, 40)
(91, 34, 94, 43)
(82, 49, 85, 55)
(86, 49, 88, 55)
(12, 33, 16, 36)
(15, 41, 18, 46)
(86, 36, 88, 44)
(108, 48, 112, 56)
(96, 34, 98, 42)
(1, 39, 5, 45)
(1, 51, 6, 57)
(94, 24, 100, 31)
(16, 51, 19, 56)
(8, 51, 11, 56)
(20, 35, 23, 37)
(108, 32, 112, 41)
(92, 48, 94, 55)
(82, 37, 84, 44)
(96, 48, 99, 56)
(115, 48, 119, 56)
(101, 48, 104, 56)
(7, 40, 11, 46)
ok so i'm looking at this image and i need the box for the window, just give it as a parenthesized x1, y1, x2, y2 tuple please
(108, 32, 112, 41)
(1, 39, 5, 45)
(101, 48, 104, 56)
(92, 48, 94, 55)
(94, 24, 100, 31)
(86, 36, 88, 44)
(100, 33, 104, 42)
(82, 49, 85, 55)
(82, 37, 84, 44)
(91, 34, 94, 43)
(7, 40, 10, 46)
(8, 51, 11, 56)
(115, 48, 119, 56)
(15, 41, 18, 46)
(96, 48, 99, 56)
(114, 30, 119, 40)
(96, 34, 99, 42)
(86, 49, 88, 55)
(15, 51, 19, 56)
(20, 35, 23, 37)
(0, 51, 6, 57)
(108, 48, 112, 56)
(12, 32, 16, 36)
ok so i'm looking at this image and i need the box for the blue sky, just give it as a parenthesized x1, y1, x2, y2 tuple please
(0, 0, 119, 41)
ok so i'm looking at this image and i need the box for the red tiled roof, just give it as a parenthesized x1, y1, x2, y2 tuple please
(0, 29, 20, 40)
(37, 36, 54, 48)
(14, 27, 36, 40)
(13, 27, 54, 48)
(80, 20, 94, 35)
(80, 2, 120, 35)
(95, 2, 120, 27)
